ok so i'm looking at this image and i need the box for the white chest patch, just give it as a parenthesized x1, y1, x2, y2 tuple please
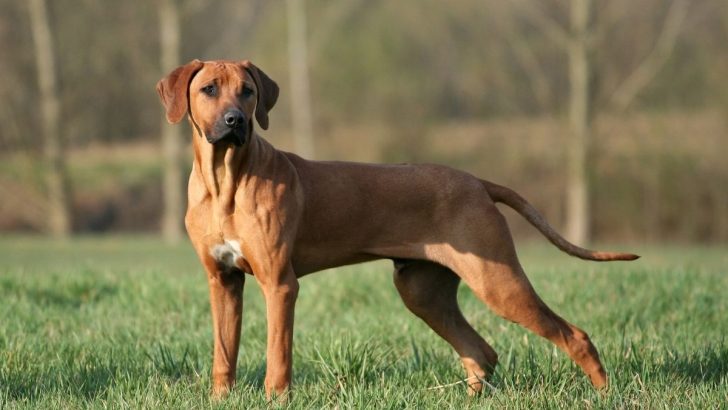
(210, 240, 244, 270)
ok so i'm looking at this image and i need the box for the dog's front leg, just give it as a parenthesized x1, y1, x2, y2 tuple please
(205, 262, 245, 398)
(255, 263, 299, 401)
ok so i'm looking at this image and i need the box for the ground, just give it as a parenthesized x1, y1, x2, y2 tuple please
(0, 236, 726, 408)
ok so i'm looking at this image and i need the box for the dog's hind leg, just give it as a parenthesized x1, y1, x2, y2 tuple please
(393, 260, 498, 395)
(445, 205, 608, 388)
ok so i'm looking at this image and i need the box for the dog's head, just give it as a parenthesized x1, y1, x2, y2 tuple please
(156, 59, 279, 145)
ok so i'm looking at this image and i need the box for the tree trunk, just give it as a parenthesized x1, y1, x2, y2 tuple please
(286, 0, 315, 159)
(28, 0, 70, 238)
(565, 0, 592, 245)
(158, 0, 184, 244)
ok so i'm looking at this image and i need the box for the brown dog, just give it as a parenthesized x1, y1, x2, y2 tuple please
(156, 59, 638, 399)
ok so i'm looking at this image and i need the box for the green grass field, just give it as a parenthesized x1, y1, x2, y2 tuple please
(1, 237, 726, 408)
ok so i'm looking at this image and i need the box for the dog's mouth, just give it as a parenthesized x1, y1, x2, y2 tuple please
(206, 127, 247, 146)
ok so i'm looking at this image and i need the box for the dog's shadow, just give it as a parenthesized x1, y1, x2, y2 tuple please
(651, 343, 727, 386)
(2, 343, 207, 402)
(238, 362, 267, 389)
(5, 341, 724, 403)
(3, 358, 120, 402)
(1, 276, 118, 309)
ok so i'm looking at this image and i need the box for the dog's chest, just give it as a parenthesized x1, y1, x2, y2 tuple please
(210, 239, 246, 271)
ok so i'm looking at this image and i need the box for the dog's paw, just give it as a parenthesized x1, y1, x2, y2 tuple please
(265, 383, 292, 404)
(211, 379, 233, 400)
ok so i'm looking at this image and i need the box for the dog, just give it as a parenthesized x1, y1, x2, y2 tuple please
(156, 59, 638, 400)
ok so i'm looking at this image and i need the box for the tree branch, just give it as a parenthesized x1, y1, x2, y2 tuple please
(512, 0, 570, 50)
(308, 0, 366, 63)
(609, 0, 688, 111)
(494, 5, 554, 110)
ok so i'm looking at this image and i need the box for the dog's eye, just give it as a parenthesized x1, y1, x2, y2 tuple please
(242, 87, 254, 98)
(201, 84, 217, 97)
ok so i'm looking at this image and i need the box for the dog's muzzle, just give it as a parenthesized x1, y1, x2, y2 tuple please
(207, 109, 248, 145)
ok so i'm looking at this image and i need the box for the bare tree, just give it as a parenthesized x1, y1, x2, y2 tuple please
(513, 0, 688, 245)
(286, 0, 315, 159)
(158, 0, 184, 243)
(28, 0, 70, 238)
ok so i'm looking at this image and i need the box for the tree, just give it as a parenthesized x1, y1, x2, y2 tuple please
(286, 0, 315, 159)
(513, 0, 688, 245)
(158, 0, 184, 243)
(28, 0, 70, 238)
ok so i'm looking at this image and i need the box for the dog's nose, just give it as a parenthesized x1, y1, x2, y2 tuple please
(224, 110, 245, 128)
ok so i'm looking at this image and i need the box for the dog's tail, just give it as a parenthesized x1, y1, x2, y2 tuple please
(481, 179, 639, 262)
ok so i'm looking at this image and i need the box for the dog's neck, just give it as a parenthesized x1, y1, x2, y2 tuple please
(191, 126, 266, 220)
(189, 123, 297, 240)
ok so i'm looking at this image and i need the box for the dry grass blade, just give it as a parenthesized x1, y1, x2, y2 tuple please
(425, 375, 498, 392)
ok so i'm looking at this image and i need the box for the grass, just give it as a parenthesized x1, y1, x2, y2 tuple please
(0, 236, 726, 408)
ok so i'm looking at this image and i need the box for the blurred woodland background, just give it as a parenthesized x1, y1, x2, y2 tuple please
(1, 0, 726, 245)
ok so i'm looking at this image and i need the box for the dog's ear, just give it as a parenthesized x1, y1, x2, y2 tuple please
(156, 59, 204, 124)
(240, 60, 279, 130)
